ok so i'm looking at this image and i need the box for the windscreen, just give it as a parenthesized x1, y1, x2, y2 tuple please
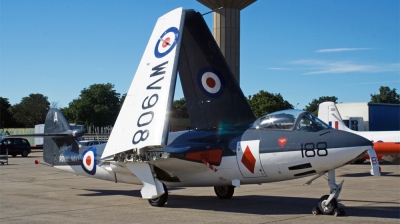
(253, 109, 331, 132)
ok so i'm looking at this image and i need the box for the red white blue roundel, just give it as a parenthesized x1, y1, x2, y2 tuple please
(197, 67, 225, 98)
(81, 147, 97, 175)
(154, 27, 180, 58)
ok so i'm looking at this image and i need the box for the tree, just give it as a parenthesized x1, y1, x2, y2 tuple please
(0, 97, 18, 128)
(62, 83, 121, 128)
(120, 93, 127, 109)
(304, 96, 338, 116)
(51, 101, 61, 109)
(247, 90, 293, 118)
(9, 94, 50, 127)
(171, 98, 188, 118)
(370, 86, 400, 104)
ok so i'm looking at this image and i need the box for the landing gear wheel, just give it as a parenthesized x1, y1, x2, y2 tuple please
(148, 183, 168, 207)
(214, 185, 234, 199)
(318, 195, 338, 215)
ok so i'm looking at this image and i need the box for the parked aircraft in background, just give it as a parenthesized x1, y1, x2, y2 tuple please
(318, 102, 400, 164)
(7, 8, 381, 216)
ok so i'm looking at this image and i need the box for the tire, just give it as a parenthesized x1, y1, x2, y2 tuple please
(318, 195, 338, 215)
(21, 149, 29, 157)
(148, 183, 168, 207)
(214, 185, 235, 199)
(11, 154, 17, 157)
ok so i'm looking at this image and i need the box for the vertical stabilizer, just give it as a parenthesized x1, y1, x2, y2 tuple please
(102, 8, 185, 159)
(43, 108, 81, 165)
(178, 10, 255, 129)
(318, 102, 351, 131)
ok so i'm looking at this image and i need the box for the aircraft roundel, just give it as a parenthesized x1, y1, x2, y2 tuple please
(197, 67, 225, 98)
(81, 147, 97, 175)
(154, 27, 180, 58)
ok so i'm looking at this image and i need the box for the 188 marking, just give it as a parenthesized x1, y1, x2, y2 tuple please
(301, 142, 328, 158)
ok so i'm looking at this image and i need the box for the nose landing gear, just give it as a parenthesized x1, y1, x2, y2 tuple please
(311, 169, 346, 216)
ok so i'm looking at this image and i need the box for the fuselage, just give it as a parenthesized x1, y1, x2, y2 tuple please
(54, 110, 373, 187)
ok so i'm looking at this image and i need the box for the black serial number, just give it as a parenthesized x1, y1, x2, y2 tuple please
(301, 142, 328, 158)
(132, 94, 158, 144)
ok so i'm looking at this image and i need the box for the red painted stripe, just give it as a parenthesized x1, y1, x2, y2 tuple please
(201, 159, 218, 172)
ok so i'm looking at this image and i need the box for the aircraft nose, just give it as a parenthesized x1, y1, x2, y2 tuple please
(330, 129, 373, 148)
(309, 129, 373, 171)
(329, 129, 373, 162)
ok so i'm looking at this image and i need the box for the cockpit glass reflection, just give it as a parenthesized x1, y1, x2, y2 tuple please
(253, 110, 331, 132)
(296, 113, 330, 132)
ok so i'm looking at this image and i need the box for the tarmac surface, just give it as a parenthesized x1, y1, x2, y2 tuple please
(1, 151, 399, 223)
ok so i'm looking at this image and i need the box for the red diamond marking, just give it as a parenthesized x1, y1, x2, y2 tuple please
(241, 146, 256, 173)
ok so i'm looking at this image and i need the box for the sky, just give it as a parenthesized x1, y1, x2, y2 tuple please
(1, 0, 399, 110)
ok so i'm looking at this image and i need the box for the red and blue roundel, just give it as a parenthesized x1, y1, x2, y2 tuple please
(154, 27, 180, 58)
(197, 67, 225, 98)
(81, 147, 97, 175)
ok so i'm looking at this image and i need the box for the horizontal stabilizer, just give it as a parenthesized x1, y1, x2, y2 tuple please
(4, 130, 84, 139)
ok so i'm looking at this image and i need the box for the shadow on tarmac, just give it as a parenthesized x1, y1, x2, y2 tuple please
(78, 189, 399, 219)
(340, 172, 400, 177)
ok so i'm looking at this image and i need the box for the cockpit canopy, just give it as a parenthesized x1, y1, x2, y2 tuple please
(252, 109, 332, 132)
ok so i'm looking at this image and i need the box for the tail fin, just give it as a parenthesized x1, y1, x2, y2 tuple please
(318, 102, 352, 131)
(178, 10, 255, 129)
(43, 108, 82, 165)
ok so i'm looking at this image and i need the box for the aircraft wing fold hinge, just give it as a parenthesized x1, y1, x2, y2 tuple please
(126, 163, 164, 199)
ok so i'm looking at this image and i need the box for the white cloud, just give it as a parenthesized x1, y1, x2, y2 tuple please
(291, 60, 400, 75)
(315, 48, 373, 53)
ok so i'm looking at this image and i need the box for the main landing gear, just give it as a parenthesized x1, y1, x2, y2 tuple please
(148, 183, 168, 207)
(148, 184, 235, 206)
(312, 169, 346, 217)
(214, 185, 235, 199)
